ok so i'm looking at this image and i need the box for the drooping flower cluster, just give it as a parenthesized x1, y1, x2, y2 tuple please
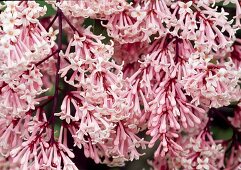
(0, 0, 241, 170)
(0, 1, 56, 78)
(0, 66, 46, 117)
(55, 0, 128, 19)
(182, 54, 241, 108)
(173, 129, 224, 169)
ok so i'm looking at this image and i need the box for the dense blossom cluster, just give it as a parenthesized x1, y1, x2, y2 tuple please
(0, 0, 241, 170)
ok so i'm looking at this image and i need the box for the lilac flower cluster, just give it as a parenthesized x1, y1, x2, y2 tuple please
(0, 0, 241, 170)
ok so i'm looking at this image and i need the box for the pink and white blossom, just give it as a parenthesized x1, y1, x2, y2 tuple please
(0, 0, 240, 169)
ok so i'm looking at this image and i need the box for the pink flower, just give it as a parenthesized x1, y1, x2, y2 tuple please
(182, 55, 241, 108)
(59, 29, 114, 87)
(0, 115, 24, 157)
(174, 131, 224, 170)
(2, 26, 20, 43)
(196, 157, 209, 170)
(0, 2, 55, 77)
(103, 6, 146, 43)
(229, 102, 241, 128)
(178, 1, 193, 14)
(0, 0, 240, 169)
(56, 0, 128, 19)
(0, 66, 46, 117)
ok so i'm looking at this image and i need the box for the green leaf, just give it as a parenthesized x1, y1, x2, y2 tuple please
(211, 126, 233, 140)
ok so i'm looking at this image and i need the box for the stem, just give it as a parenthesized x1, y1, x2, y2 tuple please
(35, 50, 59, 67)
(50, 1, 62, 143)
(46, 13, 58, 31)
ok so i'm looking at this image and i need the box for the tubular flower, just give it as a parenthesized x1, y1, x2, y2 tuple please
(0, 1, 56, 78)
(173, 131, 224, 170)
(55, 0, 128, 19)
(182, 55, 241, 108)
(102, 7, 145, 44)
(0, 0, 240, 169)
(123, 37, 206, 158)
(0, 66, 46, 117)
